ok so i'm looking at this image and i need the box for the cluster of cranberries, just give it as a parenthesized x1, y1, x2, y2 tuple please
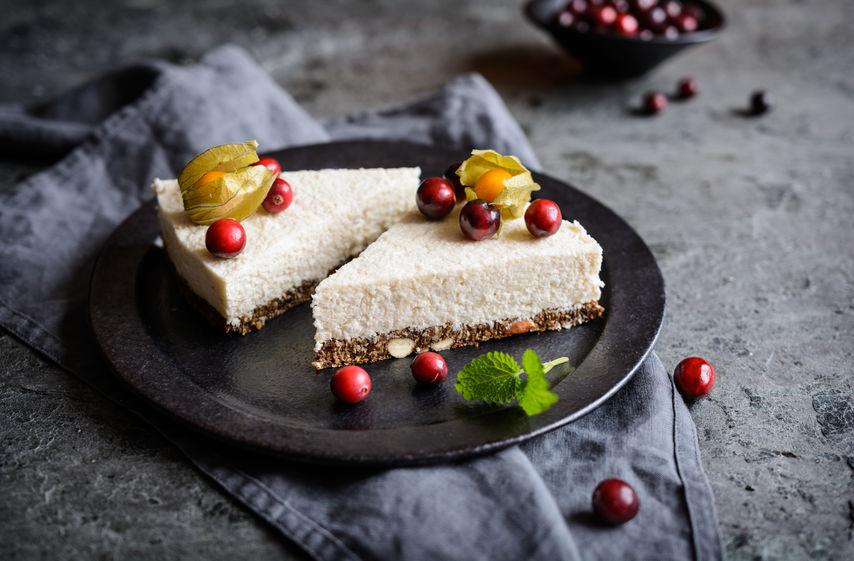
(554, 0, 705, 40)
(640, 76, 698, 115)
(330, 351, 449, 404)
(415, 162, 564, 241)
(204, 157, 292, 259)
(642, 81, 773, 118)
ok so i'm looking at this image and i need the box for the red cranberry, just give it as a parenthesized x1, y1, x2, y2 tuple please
(674, 357, 715, 399)
(683, 2, 704, 21)
(631, 0, 658, 11)
(674, 13, 698, 32)
(205, 218, 246, 258)
(639, 29, 654, 40)
(567, 0, 589, 14)
(591, 4, 618, 27)
(330, 365, 372, 404)
(253, 157, 282, 177)
(443, 162, 467, 201)
(410, 352, 449, 385)
(643, 91, 668, 115)
(677, 77, 699, 99)
(555, 9, 576, 28)
(664, 25, 680, 39)
(662, 0, 681, 18)
(417, 177, 457, 220)
(525, 199, 563, 238)
(459, 199, 500, 241)
(750, 90, 772, 115)
(262, 178, 293, 214)
(644, 6, 668, 32)
(614, 13, 639, 36)
(592, 479, 640, 525)
(611, 0, 629, 12)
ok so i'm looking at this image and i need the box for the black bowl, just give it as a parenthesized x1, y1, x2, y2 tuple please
(524, 0, 725, 78)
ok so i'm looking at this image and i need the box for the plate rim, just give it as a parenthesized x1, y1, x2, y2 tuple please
(89, 139, 665, 466)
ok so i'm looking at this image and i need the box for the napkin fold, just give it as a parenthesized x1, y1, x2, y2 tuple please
(0, 45, 721, 561)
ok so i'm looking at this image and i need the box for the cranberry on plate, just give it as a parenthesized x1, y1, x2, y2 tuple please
(330, 365, 372, 404)
(262, 178, 293, 214)
(443, 162, 467, 201)
(417, 177, 457, 220)
(459, 199, 500, 241)
(525, 199, 563, 238)
(205, 218, 246, 259)
(410, 352, 449, 385)
(673, 356, 715, 399)
(592, 478, 640, 525)
(253, 157, 282, 177)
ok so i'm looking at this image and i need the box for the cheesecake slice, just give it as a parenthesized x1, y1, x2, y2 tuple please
(154, 167, 421, 334)
(311, 207, 605, 369)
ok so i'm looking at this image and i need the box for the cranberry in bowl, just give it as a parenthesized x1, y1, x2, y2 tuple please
(524, 0, 725, 78)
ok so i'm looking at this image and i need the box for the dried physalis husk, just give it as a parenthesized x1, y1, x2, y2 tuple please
(177, 140, 275, 225)
(456, 149, 540, 220)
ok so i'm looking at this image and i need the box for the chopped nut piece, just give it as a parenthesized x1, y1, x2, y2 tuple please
(431, 337, 454, 351)
(387, 338, 415, 358)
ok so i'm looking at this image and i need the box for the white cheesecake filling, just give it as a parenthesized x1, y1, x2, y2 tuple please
(312, 208, 604, 347)
(154, 167, 421, 326)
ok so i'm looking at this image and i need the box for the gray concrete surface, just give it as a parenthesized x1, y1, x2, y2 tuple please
(1, 0, 853, 559)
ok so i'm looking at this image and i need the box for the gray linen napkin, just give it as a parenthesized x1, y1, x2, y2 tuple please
(0, 45, 721, 561)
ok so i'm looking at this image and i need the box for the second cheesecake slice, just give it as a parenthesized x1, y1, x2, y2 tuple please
(311, 207, 605, 369)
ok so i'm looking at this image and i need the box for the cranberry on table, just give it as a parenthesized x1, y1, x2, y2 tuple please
(749, 90, 772, 115)
(253, 157, 282, 177)
(674, 356, 715, 399)
(459, 199, 500, 241)
(262, 178, 293, 214)
(330, 365, 372, 404)
(677, 77, 699, 99)
(643, 91, 668, 115)
(410, 352, 449, 385)
(614, 13, 639, 36)
(443, 162, 467, 201)
(525, 199, 563, 238)
(205, 218, 246, 259)
(416, 177, 457, 220)
(592, 479, 640, 525)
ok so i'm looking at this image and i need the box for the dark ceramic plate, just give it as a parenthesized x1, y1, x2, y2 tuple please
(89, 140, 664, 466)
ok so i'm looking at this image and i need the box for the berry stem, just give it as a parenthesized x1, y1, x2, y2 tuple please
(543, 356, 569, 374)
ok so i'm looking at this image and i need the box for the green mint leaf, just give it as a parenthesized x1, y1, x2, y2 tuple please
(517, 348, 559, 416)
(454, 351, 521, 404)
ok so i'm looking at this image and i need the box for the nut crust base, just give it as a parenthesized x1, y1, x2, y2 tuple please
(312, 302, 605, 369)
(169, 258, 318, 335)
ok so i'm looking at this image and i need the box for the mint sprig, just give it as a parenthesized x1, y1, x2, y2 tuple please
(454, 349, 569, 416)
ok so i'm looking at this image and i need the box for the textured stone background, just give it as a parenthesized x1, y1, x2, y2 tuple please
(1, 0, 853, 559)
